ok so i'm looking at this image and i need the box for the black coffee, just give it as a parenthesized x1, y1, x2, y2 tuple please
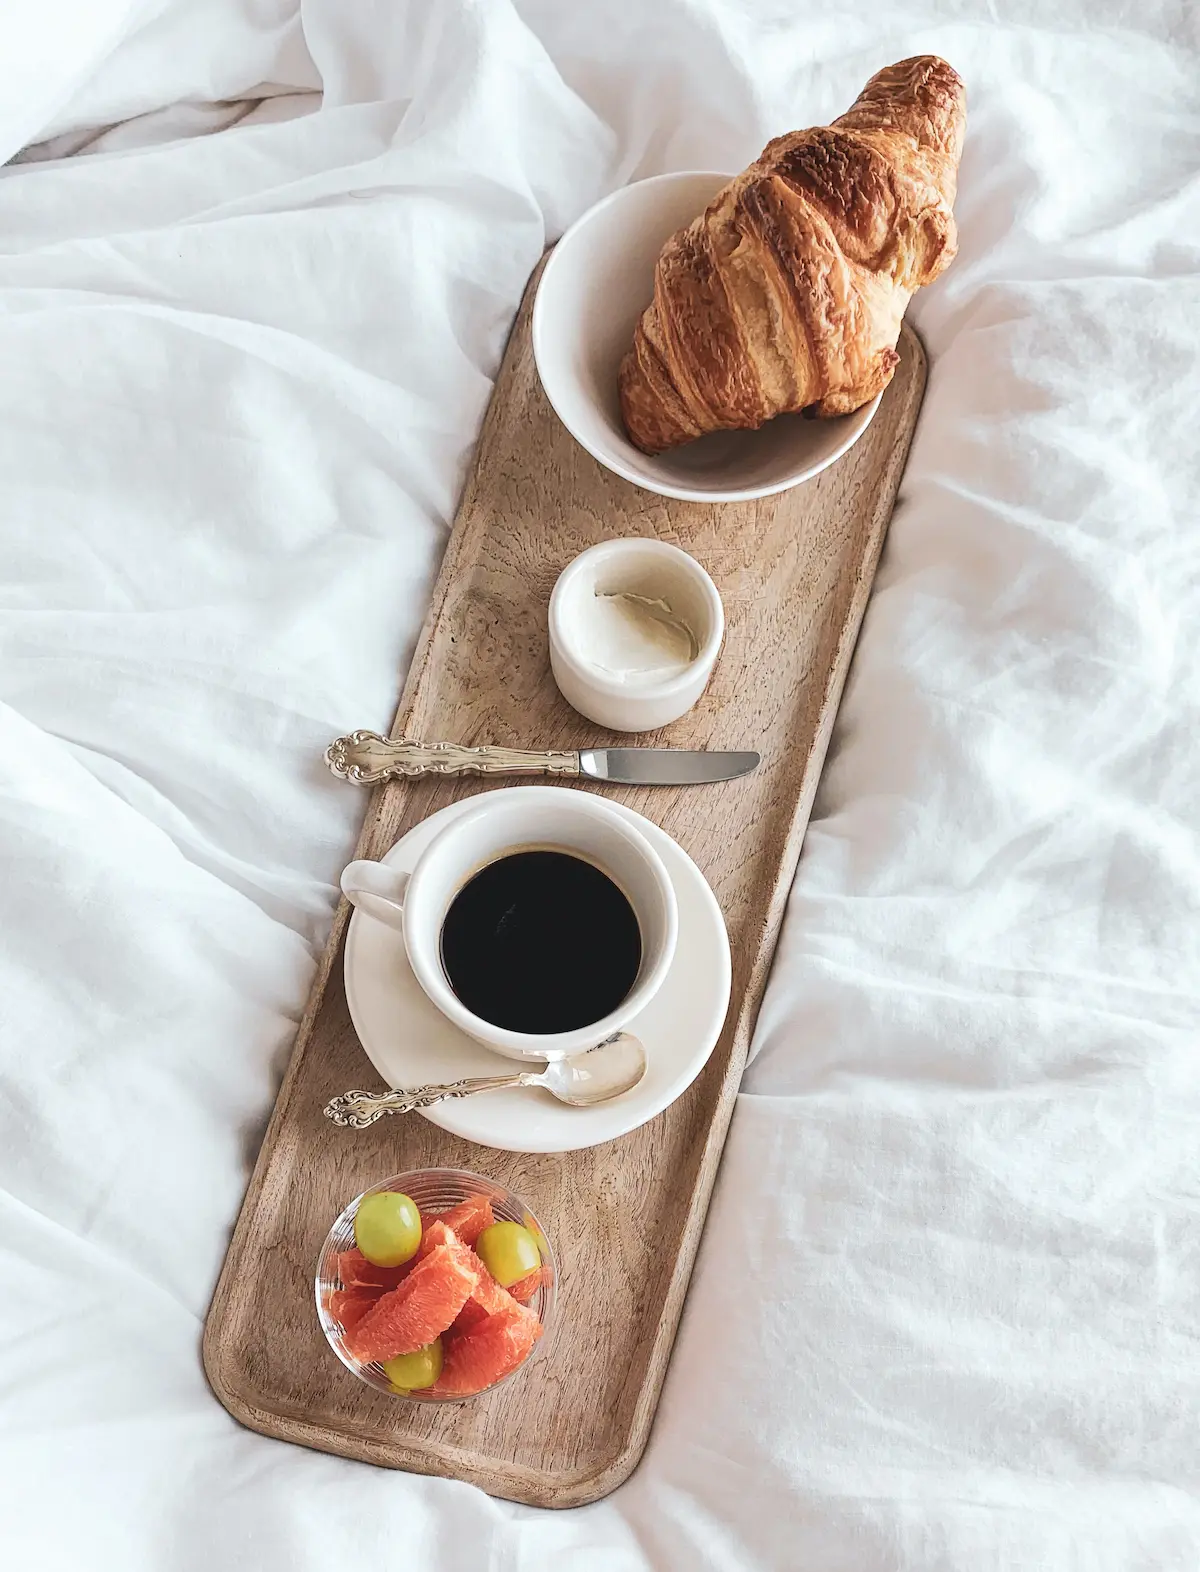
(440, 849, 642, 1034)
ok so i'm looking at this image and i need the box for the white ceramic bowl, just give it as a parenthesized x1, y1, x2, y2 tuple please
(532, 170, 881, 504)
(549, 538, 724, 732)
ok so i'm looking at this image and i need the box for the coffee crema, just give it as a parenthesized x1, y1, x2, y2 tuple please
(439, 848, 642, 1034)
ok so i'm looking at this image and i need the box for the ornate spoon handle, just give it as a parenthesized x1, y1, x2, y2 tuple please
(324, 1073, 540, 1128)
(325, 732, 580, 786)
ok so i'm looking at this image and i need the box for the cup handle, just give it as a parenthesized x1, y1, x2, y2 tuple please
(340, 860, 410, 933)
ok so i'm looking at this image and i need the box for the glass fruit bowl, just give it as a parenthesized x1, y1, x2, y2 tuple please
(315, 1167, 557, 1402)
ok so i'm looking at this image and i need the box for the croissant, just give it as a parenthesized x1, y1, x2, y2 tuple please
(618, 55, 966, 453)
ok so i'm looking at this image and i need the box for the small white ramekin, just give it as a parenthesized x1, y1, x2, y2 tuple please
(548, 538, 724, 733)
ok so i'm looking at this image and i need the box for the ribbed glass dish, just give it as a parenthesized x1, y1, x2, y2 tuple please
(315, 1167, 557, 1402)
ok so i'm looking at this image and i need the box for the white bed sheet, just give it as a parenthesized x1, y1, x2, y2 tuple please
(2, 2, 1199, 1567)
(2, 0, 316, 161)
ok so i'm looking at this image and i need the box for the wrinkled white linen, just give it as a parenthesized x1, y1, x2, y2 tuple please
(2, 2, 1199, 1567)
(7, 0, 316, 159)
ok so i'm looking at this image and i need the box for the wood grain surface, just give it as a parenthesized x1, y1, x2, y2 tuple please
(203, 259, 927, 1507)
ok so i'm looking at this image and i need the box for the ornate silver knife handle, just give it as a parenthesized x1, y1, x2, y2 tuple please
(324, 1075, 535, 1127)
(324, 731, 580, 785)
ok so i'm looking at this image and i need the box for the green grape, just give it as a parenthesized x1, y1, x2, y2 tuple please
(475, 1221, 541, 1287)
(353, 1191, 422, 1268)
(383, 1339, 443, 1393)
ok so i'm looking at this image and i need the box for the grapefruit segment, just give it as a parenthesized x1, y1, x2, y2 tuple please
(447, 1297, 491, 1337)
(430, 1306, 543, 1397)
(470, 1260, 513, 1316)
(506, 1267, 544, 1306)
(345, 1240, 479, 1364)
(414, 1219, 456, 1260)
(413, 1222, 538, 1323)
(414, 1197, 495, 1262)
(430, 1196, 495, 1248)
(336, 1248, 409, 1292)
(328, 1287, 376, 1333)
(453, 1240, 543, 1325)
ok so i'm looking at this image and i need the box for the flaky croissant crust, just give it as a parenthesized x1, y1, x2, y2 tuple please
(619, 56, 966, 453)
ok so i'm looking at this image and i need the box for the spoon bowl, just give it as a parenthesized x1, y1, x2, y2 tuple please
(537, 1033, 648, 1106)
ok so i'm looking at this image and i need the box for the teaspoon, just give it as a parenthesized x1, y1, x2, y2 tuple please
(323, 1033, 647, 1129)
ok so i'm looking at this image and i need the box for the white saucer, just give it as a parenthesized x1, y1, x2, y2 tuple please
(343, 794, 731, 1154)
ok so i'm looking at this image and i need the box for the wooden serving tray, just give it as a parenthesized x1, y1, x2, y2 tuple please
(203, 261, 926, 1507)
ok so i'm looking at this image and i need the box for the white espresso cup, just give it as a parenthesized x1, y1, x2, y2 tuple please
(340, 787, 678, 1063)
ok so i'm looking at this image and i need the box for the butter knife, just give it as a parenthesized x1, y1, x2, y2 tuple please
(325, 731, 759, 786)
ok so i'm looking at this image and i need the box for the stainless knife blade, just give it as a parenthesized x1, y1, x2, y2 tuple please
(579, 748, 760, 785)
